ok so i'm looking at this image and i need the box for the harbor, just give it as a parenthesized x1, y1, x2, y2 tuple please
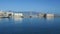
(0, 11, 55, 18)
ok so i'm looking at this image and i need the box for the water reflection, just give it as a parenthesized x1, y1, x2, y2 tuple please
(46, 16, 54, 24)
(46, 16, 54, 20)
(0, 17, 60, 34)
(13, 17, 23, 22)
(0, 18, 9, 21)
(0, 18, 3, 21)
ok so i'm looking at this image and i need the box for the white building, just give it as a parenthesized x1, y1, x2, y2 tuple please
(46, 14, 54, 17)
(4, 12, 13, 17)
(0, 11, 5, 17)
(14, 13, 23, 18)
(46, 14, 54, 20)
(38, 13, 45, 17)
(0, 11, 14, 18)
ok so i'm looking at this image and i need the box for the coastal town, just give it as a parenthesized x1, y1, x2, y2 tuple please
(0, 11, 55, 18)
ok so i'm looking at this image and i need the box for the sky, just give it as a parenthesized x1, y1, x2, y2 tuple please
(0, 0, 60, 14)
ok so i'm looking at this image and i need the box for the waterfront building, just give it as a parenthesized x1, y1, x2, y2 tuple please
(0, 11, 14, 18)
(0, 11, 8, 18)
(13, 13, 23, 18)
(6, 12, 14, 17)
(38, 13, 45, 17)
(46, 14, 54, 17)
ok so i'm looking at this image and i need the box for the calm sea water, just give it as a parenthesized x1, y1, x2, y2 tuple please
(0, 17, 60, 34)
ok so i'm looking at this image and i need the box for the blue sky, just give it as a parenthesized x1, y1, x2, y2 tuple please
(0, 0, 60, 14)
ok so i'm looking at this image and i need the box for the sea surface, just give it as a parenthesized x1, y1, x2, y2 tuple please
(0, 17, 60, 34)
